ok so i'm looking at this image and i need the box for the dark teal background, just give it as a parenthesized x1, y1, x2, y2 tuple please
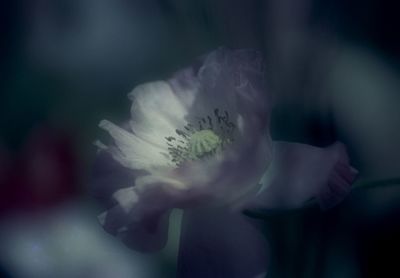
(0, 1, 399, 277)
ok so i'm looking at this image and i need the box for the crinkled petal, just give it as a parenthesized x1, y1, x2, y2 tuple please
(235, 67, 270, 118)
(128, 81, 188, 148)
(202, 48, 271, 156)
(168, 66, 199, 109)
(98, 119, 171, 171)
(97, 175, 187, 252)
(201, 48, 268, 111)
(245, 141, 358, 211)
(177, 207, 268, 278)
(172, 48, 269, 132)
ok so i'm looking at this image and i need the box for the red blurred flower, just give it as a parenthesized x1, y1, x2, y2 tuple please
(0, 127, 79, 216)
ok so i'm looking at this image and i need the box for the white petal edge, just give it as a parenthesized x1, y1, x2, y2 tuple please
(112, 187, 139, 214)
(128, 81, 188, 148)
(99, 119, 172, 171)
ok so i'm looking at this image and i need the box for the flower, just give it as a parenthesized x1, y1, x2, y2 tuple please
(91, 48, 358, 277)
(97, 48, 271, 202)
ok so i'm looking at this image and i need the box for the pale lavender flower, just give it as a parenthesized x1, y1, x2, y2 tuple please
(91, 48, 357, 277)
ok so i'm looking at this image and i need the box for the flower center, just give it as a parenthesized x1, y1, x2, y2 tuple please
(187, 129, 222, 159)
(164, 108, 236, 166)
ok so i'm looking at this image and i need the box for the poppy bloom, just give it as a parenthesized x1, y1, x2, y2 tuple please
(92, 48, 357, 277)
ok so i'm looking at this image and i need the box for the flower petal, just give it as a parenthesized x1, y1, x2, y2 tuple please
(245, 141, 358, 211)
(89, 150, 145, 208)
(98, 206, 172, 253)
(97, 175, 187, 253)
(171, 48, 269, 129)
(90, 150, 173, 253)
(200, 48, 268, 111)
(128, 81, 188, 148)
(99, 119, 171, 170)
(168, 65, 199, 109)
(177, 207, 268, 278)
(171, 133, 272, 211)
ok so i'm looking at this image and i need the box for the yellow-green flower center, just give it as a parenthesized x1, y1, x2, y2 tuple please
(164, 108, 236, 166)
(188, 129, 222, 159)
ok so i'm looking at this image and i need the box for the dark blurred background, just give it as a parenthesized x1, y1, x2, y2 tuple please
(0, 1, 399, 277)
